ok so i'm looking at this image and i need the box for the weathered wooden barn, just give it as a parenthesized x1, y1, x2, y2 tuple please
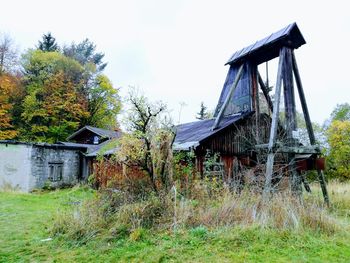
(174, 22, 329, 202)
(174, 112, 278, 178)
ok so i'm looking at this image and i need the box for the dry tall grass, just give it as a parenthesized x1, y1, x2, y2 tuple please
(311, 180, 350, 219)
(51, 180, 348, 244)
(174, 183, 341, 234)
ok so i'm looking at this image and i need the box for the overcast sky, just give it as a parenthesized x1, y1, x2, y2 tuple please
(1, 0, 349, 125)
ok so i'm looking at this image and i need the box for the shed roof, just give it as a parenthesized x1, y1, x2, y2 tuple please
(58, 140, 118, 157)
(173, 112, 252, 151)
(226, 22, 305, 66)
(0, 140, 88, 151)
(67, 125, 122, 141)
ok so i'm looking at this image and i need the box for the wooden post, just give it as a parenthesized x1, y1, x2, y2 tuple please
(292, 51, 329, 205)
(212, 64, 244, 130)
(301, 173, 312, 193)
(317, 170, 330, 205)
(283, 48, 297, 137)
(258, 72, 273, 112)
(253, 66, 260, 144)
(264, 48, 286, 195)
(283, 48, 301, 196)
(291, 51, 315, 144)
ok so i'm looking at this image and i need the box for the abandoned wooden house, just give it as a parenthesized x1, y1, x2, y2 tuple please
(174, 22, 329, 202)
(0, 126, 121, 192)
(59, 125, 122, 176)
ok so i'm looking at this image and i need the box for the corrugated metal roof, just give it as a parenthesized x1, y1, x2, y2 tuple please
(226, 22, 305, 66)
(173, 112, 252, 151)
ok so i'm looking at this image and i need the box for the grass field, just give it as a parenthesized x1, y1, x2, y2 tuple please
(1, 184, 350, 262)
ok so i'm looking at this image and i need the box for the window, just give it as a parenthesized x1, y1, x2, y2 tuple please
(48, 162, 63, 182)
(93, 135, 99, 144)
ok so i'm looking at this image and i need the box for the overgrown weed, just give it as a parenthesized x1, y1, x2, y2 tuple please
(50, 180, 346, 245)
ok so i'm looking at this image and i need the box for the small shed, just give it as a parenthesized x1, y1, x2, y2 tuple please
(61, 125, 122, 177)
(0, 126, 122, 192)
(0, 141, 86, 191)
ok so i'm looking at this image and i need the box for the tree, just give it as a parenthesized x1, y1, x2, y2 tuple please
(20, 50, 88, 142)
(43, 72, 89, 142)
(84, 74, 121, 129)
(114, 90, 174, 191)
(38, 32, 59, 52)
(326, 120, 350, 179)
(0, 34, 18, 74)
(63, 39, 107, 73)
(294, 111, 325, 148)
(196, 102, 209, 120)
(18, 39, 121, 141)
(21, 71, 89, 142)
(323, 103, 350, 179)
(0, 73, 20, 139)
(330, 103, 350, 122)
(63, 39, 120, 129)
(22, 49, 83, 85)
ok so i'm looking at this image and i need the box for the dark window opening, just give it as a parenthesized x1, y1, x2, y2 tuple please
(48, 162, 63, 182)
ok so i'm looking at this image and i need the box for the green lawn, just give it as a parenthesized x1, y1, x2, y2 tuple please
(1, 187, 350, 262)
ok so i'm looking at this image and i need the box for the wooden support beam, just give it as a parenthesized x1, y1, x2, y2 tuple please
(253, 66, 260, 144)
(255, 143, 319, 154)
(212, 64, 244, 130)
(258, 72, 273, 112)
(290, 160, 302, 196)
(283, 48, 297, 137)
(283, 48, 301, 196)
(317, 170, 330, 206)
(292, 51, 315, 145)
(264, 48, 286, 195)
(301, 173, 312, 193)
(292, 50, 329, 205)
(288, 51, 297, 131)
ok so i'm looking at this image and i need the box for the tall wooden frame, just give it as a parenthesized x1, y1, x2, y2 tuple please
(212, 23, 329, 204)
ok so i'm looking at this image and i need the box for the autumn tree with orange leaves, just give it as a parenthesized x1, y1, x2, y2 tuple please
(0, 73, 20, 139)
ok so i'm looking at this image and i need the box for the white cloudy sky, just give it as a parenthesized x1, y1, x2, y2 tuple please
(1, 0, 349, 125)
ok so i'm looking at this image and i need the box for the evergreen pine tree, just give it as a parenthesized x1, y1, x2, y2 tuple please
(38, 32, 59, 52)
(196, 102, 208, 120)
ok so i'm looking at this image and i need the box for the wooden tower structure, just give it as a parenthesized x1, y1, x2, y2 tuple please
(212, 23, 329, 203)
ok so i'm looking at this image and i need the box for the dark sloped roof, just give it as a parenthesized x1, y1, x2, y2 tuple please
(226, 22, 305, 66)
(58, 140, 118, 157)
(84, 139, 119, 157)
(67, 125, 122, 141)
(174, 112, 252, 150)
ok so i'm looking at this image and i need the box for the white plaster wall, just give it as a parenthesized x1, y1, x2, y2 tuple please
(0, 144, 32, 192)
(30, 147, 81, 189)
